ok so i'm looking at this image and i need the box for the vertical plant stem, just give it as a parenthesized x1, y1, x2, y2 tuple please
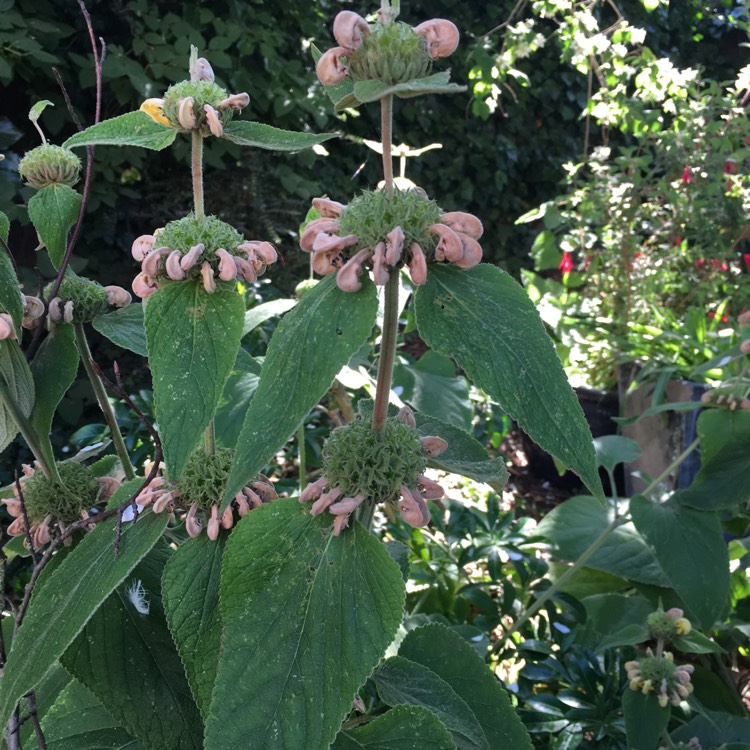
(192, 130, 205, 219)
(0, 378, 56, 482)
(371, 94, 398, 434)
(204, 421, 216, 457)
(297, 424, 307, 492)
(73, 323, 135, 480)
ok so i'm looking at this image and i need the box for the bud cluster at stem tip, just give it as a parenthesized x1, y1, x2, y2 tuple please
(19, 144, 81, 190)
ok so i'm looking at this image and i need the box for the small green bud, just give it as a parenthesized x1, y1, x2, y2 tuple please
(23, 461, 100, 525)
(177, 446, 235, 512)
(348, 21, 432, 84)
(19, 144, 81, 189)
(322, 415, 427, 503)
(647, 607, 691, 642)
(45, 273, 110, 324)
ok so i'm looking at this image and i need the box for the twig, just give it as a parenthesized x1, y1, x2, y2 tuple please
(52, 68, 83, 132)
(15, 474, 40, 566)
(26, 691, 47, 750)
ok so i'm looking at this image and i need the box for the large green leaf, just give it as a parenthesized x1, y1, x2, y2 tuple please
(0, 338, 35, 453)
(205, 499, 405, 749)
(145, 280, 244, 478)
(242, 297, 297, 337)
(214, 350, 261, 448)
(162, 536, 225, 720)
(0, 243, 22, 331)
(93, 303, 148, 357)
(352, 72, 466, 103)
(17, 662, 72, 748)
(415, 264, 602, 498)
(622, 689, 670, 750)
(630, 495, 729, 629)
(29, 325, 79, 467)
(41, 679, 146, 750)
(332, 705, 456, 749)
(63, 544, 203, 750)
(398, 623, 532, 750)
(64, 111, 178, 151)
(672, 709, 750, 747)
(223, 120, 337, 151)
(0, 507, 167, 730)
(677, 410, 750, 510)
(536, 496, 668, 587)
(27, 183, 82, 268)
(224, 274, 376, 505)
(373, 656, 487, 750)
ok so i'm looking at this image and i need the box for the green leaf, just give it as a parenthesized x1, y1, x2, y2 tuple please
(0, 211, 8, 243)
(537, 495, 668, 586)
(242, 297, 297, 337)
(62, 544, 203, 750)
(623, 689, 669, 750)
(224, 275, 376, 505)
(415, 264, 602, 498)
(27, 183, 82, 268)
(596, 623, 650, 652)
(0, 244, 22, 331)
(352, 73, 466, 104)
(374, 656, 487, 750)
(332, 705, 456, 749)
(145, 280, 244, 478)
(673, 629, 724, 654)
(581, 593, 654, 647)
(214, 351, 261, 448)
(398, 623, 532, 750)
(593, 435, 641, 473)
(29, 325, 79, 468)
(162, 536, 225, 719)
(41, 679, 146, 750)
(18, 662, 71, 748)
(311, 44, 356, 110)
(0, 339, 35, 453)
(677, 410, 750, 510)
(223, 120, 337, 151)
(64, 111, 178, 151)
(29, 99, 54, 123)
(630, 495, 729, 629)
(0, 508, 167, 731)
(93, 303, 148, 357)
(205, 499, 405, 749)
(672, 709, 750, 746)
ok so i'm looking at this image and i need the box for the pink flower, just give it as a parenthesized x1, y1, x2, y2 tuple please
(681, 166, 692, 184)
(558, 251, 574, 273)
(414, 19, 460, 59)
(743, 253, 750, 271)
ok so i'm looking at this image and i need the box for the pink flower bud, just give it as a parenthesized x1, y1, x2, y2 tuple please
(2, 498, 22, 518)
(47, 298, 64, 323)
(200, 261, 217, 293)
(452, 234, 483, 269)
(421, 435, 448, 457)
(141, 246, 171, 278)
(153, 490, 175, 514)
(22, 296, 45, 325)
(316, 46, 350, 86)
(333, 11, 370, 50)
(207, 505, 221, 540)
(336, 249, 370, 292)
(203, 104, 223, 137)
(300, 218, 340, 252)
(440, 211, 483, 239)
(312, 250, 340, 275)
(104, 286, 132, 307)
(234, 492, 251, 516)
(372, 242, 389, 285)
(221, 504, 234, 529)
(312, 197, 345, 218)
(178, 246, 203, 274)
(131, 234, 156, 262)
(313, 232, 359, 254)
(332, 514, 350, 535)
(300, 476, 329, 503)
(417, 474, 445, 500)
(311, 487, 342, 516)
(191, 57, 215, 83)
(96, 476, 121, 501)
(63, 301, 75, 324)
(254, 242, 278, 267)
(132, 272, 158, 299)
(739, 310, 750, 326)
(385, 226, 405, 266)
(407, 242, 428, 285)
(215, 248, 238, 281)
(165, 251, 186, 281)
(397, 405, 417, 428)
(252, 480, 278, 502)
(8, 516, 26, 536)
(242, 487, 263, 509)
(218, 92, 250, 110)
(414, 19, 460, 59)
(399, 486, 430, 527)
(741, 339, 750, 354)
(0, 313, 17, 340)
(429, 223, 463, 262)
(233, 255, 257, 283)
(329, 493, 365, 515)
(185, 504, 203, 538)
(178, 97, 197, 129)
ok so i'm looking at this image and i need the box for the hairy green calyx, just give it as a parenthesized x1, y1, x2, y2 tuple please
(23, 462, 100, 524)
(157, 214, 243, 257)
(322, 416, 426, 503)
(162, 80, 233, 131)
(19, 144, 81, 190)
(177, 445, 234, 511)
(45, 273, 110, 323)
(348, 22, 432, 84)
(338, 188, 441, 253)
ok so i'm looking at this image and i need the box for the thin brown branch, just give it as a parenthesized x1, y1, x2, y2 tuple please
(52, 68, 83, 132)
(26, 692, 47, 750)
(15, 474, 40, 566)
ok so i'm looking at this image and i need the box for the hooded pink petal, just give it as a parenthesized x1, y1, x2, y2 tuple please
(333, 11, 370, 50)
(452, 234, 483, 269)
(385, 226, 405, 266)
(215, 248, 238, 281)
(414, 19, 460, 59)
(165, 251, 186, 281)
(203, 104, 224, 137)
(200, 261, 217, 293)
(372, 242, 389, 285)
(316, 46, 350, 86)
(300, 218, 341, 252)
(131, 234, 156, 262)
(336, 248, 370, 292)
(440, 211, 483, 239)
(132, 272, 158, 299)
(312, 197, 346, 218)
(429, 223, 464, 262)
(178, 97, 197, 129)
(407, 242, 428, 285)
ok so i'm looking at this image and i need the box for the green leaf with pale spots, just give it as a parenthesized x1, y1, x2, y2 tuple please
(93, 303, 147, 357)
(223, 121, 337, 151)
(64, 111, 178, 151)
(205, 499, 405, 749)
(145, 280, 244, 478)
(353, 73, 466, 105)
(332, 705, 455, 749)
(0, 339, 35, 453)
(162, 535, 225, 719)
(0, 219, 23, 331)
(415, 264, 602, 498)
(27, 183, 81, 268)
(223, 274, 376, 506)
(622, 689, 670, 750)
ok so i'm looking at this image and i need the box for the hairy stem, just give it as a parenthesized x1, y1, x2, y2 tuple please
(204, 421, 215, 457)
(192, 129, 204, 219)
(74, 323, 135, 479)
(380, 94, 394, 197)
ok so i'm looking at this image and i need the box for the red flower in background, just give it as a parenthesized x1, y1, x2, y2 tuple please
(681, 166, 692, 184)
(559, 251, 574, 273)
(743, 253, 750, 271)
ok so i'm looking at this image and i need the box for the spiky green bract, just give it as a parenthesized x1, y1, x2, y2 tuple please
(338, 188, 441, 255)
(632, 655, 677, 688)
(19, 144, 81, 189)
(162, 80, 233, 130)
(24, 461, 100, 524)
(349, 22, 432, 84)
(157, 214, 242, 255)
(647, 609, 680, 642)
(178, 445, 234, 511)
(44, 273, 109, 323)
(323, 415, 426, 502)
